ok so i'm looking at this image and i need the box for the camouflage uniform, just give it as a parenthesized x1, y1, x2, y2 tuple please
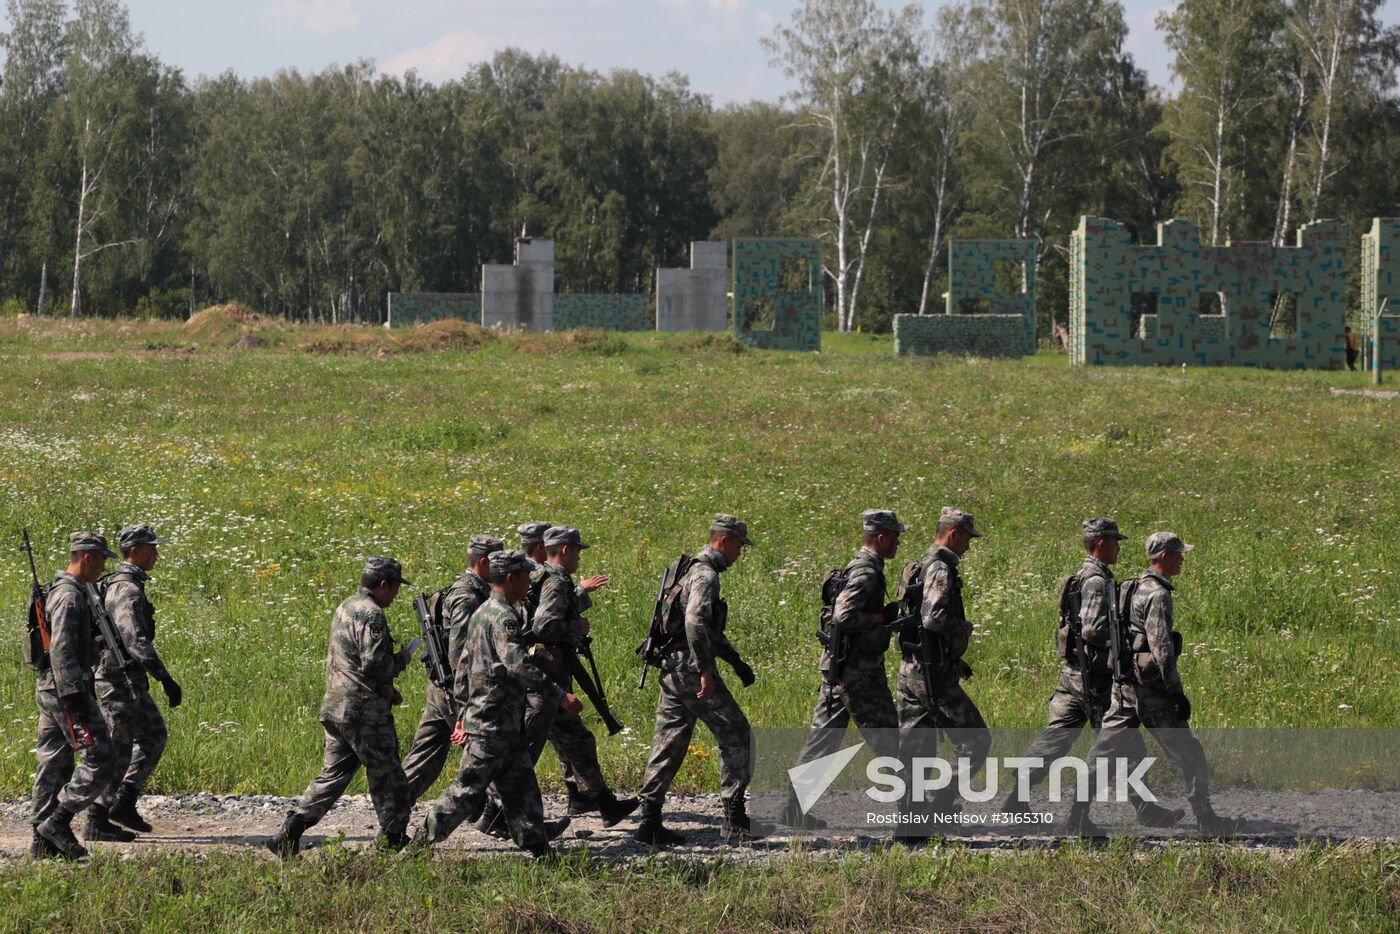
(638, 543, 753, 815)
(897, 519, 991, 803)
(33, 569, 120, 831)
(288, 576, 411, 843)
(94, 561, 172, 811)
(1089, 564, 1214, 815)
(400, 535, 501, 803)
(1013, 554, 1122, 787)
(421, 556, 564, 849)
(792, 537, 902, 773)
(519, 555, 609, 794)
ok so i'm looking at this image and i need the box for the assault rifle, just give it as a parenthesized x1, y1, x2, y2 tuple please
(412, 592, 456, 718)
(886, 613, 945, 704)
(636, 556, 694, 689)
(1106, 578, 1132, 705)
(568, 633, 624, 735)
(84, 580, 136, 693)
(22, 531, 90, 750)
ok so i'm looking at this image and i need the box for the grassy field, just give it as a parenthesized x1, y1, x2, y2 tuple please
(1, 311, 1398, 805)
(0, 842, 1395, 932)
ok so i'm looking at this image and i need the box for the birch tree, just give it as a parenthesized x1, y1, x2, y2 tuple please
(64, 0, 141, 316)
(1159, 0, 1283, 245)
(764, 0, 923, 332)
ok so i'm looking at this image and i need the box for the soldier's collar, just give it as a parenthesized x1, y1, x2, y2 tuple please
(699, 545, 730, 572)
(857, 545, 884, 566)
(114, 561, 149, 581)
(933, 545, 961, 567)
(1142, 569, 1174, 590)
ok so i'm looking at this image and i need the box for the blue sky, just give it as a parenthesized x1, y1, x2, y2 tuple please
(106, 0, 1395, 102)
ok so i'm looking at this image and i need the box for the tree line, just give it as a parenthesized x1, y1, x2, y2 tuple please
(1, 0, 1398, 334)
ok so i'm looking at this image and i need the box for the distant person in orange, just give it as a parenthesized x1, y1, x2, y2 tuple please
(1344, 326, 1360, 371)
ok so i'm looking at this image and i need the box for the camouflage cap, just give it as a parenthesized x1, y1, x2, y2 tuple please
(363, 556, 411, 586)
(710, 513, 754, 547)
(1145, 531, 1194, 558)
(116, 524, 163, 551)
(69, 531, 118, 559)
(468, 534, 505, 558)
(938, 506, 982, 538)
(862, 509, 909, 534)
(488, 548, 533, 578)
(1081, 517, 1127, 541)
(543, 526, 589, 550)
(516, 521, 552, 545)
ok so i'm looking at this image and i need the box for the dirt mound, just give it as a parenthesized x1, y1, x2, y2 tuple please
(668, 333, 747, 355)
(181, 303, 279, 345)
(404, 319, 496, 352)
(296, 326, 400, 355)
(512, 328, 630, 357)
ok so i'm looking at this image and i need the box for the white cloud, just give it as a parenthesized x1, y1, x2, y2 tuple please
(263, 0, 363, 38)
(381, 31, 498, 81)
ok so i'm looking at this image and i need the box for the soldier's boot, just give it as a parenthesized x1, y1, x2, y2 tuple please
(373, 831, 411, 853)
(108, 787, 154, 833)
(595, 791, 640, 827)
(634, 805, 686, 847)
(1191, 800, 1242, 838)
(1130, 794, 1185, 829)
(565, 782, 593, 816)
(404, 812, 450, 853)
(544, 817, 572, 841)
(266, 813, 309, 859)
(1059, 799, 1106, 839)
(36, 808, 88, 861)
(474, 802, 511, 840)
(83, 805, 138, 843)
(30, 828, 62, 860)
(779, 795, 827, 832)
(719, 797, 767, 845)
(527, 843, 557, 859)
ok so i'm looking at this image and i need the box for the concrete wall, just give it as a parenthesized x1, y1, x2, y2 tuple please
(657, 241, 727, 332)
(482, 238, 554, 332)
(1361, 218, 1400, 373)
(386, 293, 481, 327)
(1138, 314, 1227, 342)
(1069, 216, 1347, 369)
(554, 294, 649, 331)
(893, 314, 1034, 358)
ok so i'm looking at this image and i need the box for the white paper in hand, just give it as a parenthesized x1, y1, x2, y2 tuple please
(405, 637, 422, 657)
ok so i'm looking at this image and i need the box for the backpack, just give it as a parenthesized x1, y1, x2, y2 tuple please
(657, 554, 698, 640)
(24, 586, 48, 672)
(816, 567, 849, 645)
(1055, 573, 1083, 665)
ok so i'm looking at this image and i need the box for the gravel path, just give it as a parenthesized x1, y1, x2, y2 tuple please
(3, 789, 1395, 862)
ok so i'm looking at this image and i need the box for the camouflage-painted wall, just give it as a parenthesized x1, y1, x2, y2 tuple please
(1361, 218, 1400, 373)
(892, 239, 1036, 359)
(732, 238, 822, 352)
(553, 294, 649, 331)
(893, 315, 1033, 357)
(946, 239, 1037, 318)
(386, 292, 481, 327)
(1070, 217, 1347, 369)
(1138, 314, 1227, 342)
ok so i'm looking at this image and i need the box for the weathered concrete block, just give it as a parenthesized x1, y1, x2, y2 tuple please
(480, 238, 556, 331)
(657, 241, 728, 332)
